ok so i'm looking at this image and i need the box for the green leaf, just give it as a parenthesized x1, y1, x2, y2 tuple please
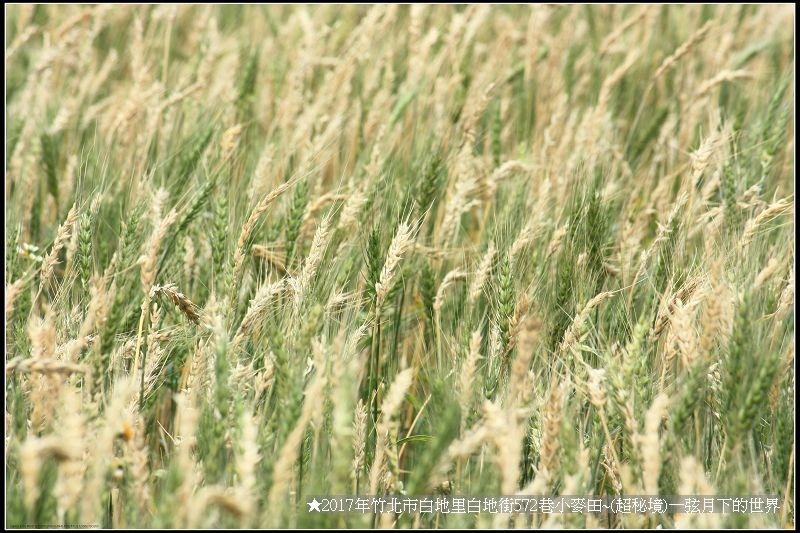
(396, 434, 434, 446)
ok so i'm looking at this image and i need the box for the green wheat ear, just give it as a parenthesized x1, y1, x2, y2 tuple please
(78, 210, 93, 289)
(213, 191, 228, 274)
(420, 262, 436, 349)
(363, 227, 383, 305)
(284, 178, 308, 268)
(495, 253, 515, 356)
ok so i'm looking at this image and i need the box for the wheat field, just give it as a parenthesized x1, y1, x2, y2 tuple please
(4, 4, 795, 529)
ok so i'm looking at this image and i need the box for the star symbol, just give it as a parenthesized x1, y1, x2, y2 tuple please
(308, 498, 321, 512)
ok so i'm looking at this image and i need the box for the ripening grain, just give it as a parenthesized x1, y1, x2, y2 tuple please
(5, 4, 794, 529)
